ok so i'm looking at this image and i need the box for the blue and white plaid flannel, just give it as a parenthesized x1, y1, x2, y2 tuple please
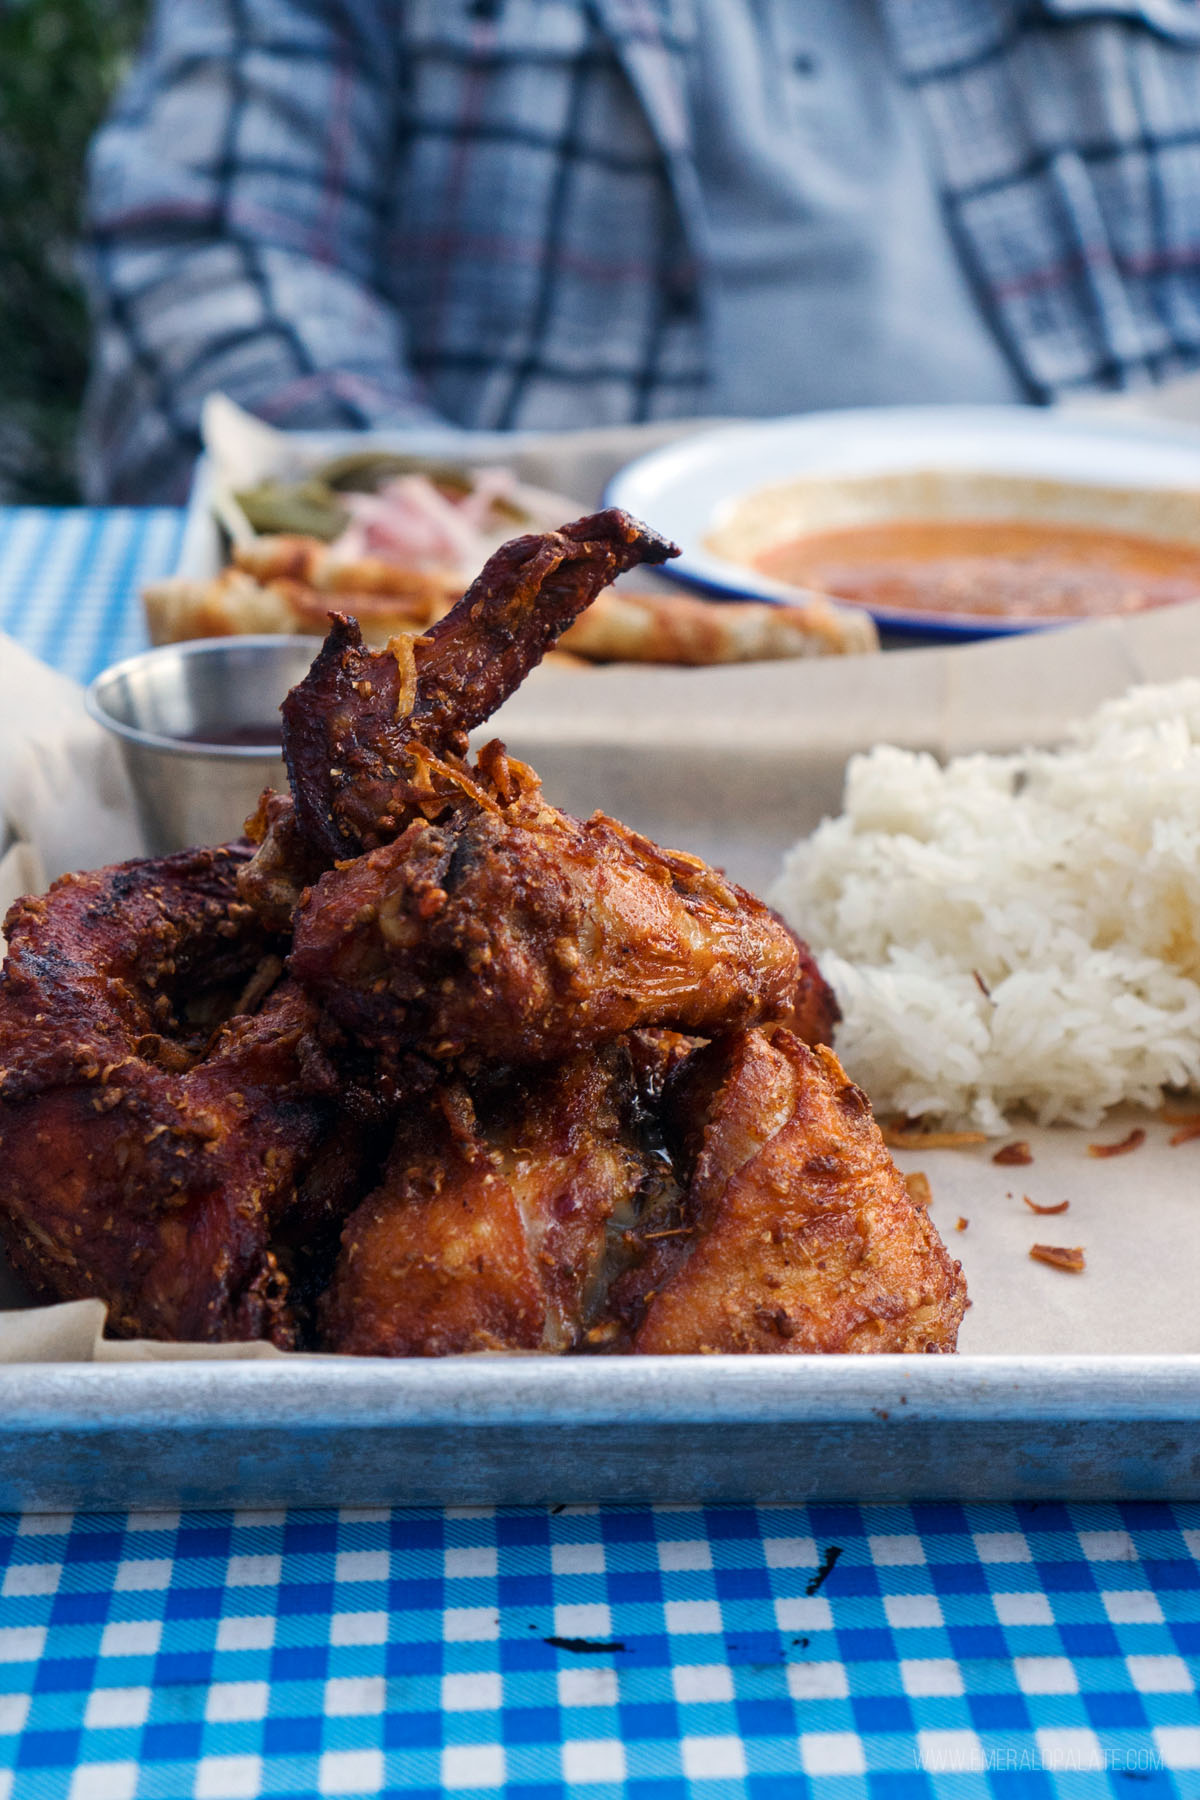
(81, 0, 1200, 502)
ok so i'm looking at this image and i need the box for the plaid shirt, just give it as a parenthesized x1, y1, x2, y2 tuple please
(82, 0, 1200, 502)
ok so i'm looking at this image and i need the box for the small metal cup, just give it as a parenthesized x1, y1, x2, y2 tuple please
(85, 636, 323, 855)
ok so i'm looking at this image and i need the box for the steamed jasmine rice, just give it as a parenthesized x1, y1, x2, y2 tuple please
(770, 681, 1200, 1133)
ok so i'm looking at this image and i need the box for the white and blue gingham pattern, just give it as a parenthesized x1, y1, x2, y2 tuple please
(0, 509, 179, 685)
(2, 1502, 1200, 1799)
(3, 511, 1200, 1798)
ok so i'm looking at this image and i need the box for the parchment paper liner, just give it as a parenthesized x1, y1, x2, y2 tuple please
(4, 598, 1200, 1359)
(9, 387, 1200, 1363)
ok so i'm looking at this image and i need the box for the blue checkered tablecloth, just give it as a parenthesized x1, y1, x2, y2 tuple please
(2, 510, 1200, 1799)
(3, 1503, 1200, 1799)
(0, 509, 181, 686)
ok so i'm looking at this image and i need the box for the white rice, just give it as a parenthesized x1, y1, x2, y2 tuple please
(769, 680, 1200, 1132)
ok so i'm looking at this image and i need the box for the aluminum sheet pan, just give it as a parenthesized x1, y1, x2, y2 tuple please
(1, 1357, 1198, 1510)
(13, 412, 1200, 1507)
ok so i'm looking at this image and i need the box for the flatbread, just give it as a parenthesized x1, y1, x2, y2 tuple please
(144, 536, 877, 661)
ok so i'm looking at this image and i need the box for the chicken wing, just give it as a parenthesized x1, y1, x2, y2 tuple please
(604, 1027, 966, 1354)
(282, 508, 678, 858)
(289, 799, 836, 1066)
(0, 848, 343, 1344)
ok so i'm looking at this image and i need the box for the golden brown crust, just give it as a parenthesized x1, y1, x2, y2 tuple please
(607, 1030, 966, 1355)
(0, 849, 341, 1344)
(323, 1104, 550, 1357)
(289, 804, 833, 1065)
(320, 1049, 654, 1356)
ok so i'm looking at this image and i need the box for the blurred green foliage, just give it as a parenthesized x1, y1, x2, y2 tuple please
(0, 0, 148, 502)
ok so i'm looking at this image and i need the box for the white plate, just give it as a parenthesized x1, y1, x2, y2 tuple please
(605, 404, 1200, 639)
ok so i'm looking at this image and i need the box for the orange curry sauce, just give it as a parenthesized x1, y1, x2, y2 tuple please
(755, 519, 1200, 620)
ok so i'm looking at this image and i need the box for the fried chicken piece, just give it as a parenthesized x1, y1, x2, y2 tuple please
(289, 798, 836, 1066)
(238, 786, 329, 932)
(281, 508, 678, 858)
(272, 522, 836, 1068)
(324, 1024, 964, 1359)
(0, 847, 342, 1344)
(320, 1044, 665, 1356)
(605, 1028, 966, 1354)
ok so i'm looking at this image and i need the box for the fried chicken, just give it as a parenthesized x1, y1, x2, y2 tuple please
(289, 799, 835, 1066)
(278, 505, 836, 1066)
(319, 1024, 963, 1357)
(604, 1028, 966, 1354)
(281, 508, 678, 859)
(0, 848, 342, 1344)
(238, 507, 679, 927)
(321, 1045, 668, 1356)
(0, 504, 965, 1357)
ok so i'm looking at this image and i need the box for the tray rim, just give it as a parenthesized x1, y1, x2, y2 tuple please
(5, 1353, 1200, 1429)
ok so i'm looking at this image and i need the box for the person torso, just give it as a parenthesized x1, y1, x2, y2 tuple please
(685, 0, 1024, 413)
(380, 0, 1200, 428)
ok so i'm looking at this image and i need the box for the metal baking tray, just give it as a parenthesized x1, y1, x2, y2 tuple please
(9, 416, 1200, 1507)
(1, 1356, 1198, 1509)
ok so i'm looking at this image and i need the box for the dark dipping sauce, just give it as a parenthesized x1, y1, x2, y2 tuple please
(754, 519, 1200, 620)
(173, 724, 281, 749)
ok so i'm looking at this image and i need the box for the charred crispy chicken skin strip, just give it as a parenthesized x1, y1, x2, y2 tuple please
(289, 800, 836, 1065)
(605, 1028, 966, 1354)
(0, 848, 341, 1345)
(320, 1045, 662, 1356)
(282, 508, 679, 858)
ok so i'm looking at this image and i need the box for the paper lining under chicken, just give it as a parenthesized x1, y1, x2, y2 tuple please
(0, 508, 965, 1354)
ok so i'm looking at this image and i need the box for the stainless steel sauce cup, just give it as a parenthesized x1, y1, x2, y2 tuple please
(85, 636, 323, 854)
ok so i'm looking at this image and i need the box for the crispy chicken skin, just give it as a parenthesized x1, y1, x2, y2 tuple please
(605, 1028, 966, 1354)
(320, 1045, 661, 1356)
(282, 509, 678, 859)
(0, 848, 339, 1344)
(239, 787, 328, 933)
(289, 799, 835, 1065)
(0, 506, 965, 1357)
(272, 508, 835, 1068)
